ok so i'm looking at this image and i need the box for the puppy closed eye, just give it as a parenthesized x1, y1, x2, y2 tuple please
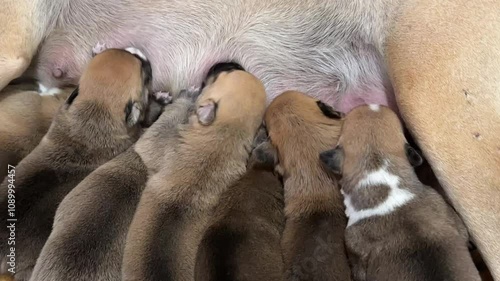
(316, 101, 344, 119)
(319, 146, 344, 174)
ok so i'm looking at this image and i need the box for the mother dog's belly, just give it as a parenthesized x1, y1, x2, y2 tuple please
(31, 0, 398, 113)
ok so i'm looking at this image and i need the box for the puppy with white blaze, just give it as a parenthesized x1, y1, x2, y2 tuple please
(320, 105, 481, 281)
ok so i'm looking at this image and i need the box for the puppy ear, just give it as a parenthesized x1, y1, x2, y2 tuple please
(316, 101, 344, 119)
(320, 147, 344, 174)
(197, 99, 217, 125)
(405, 144, 423, 167)
(125, 100, 143, 127)
(252, 141, 278, 167)
(253, 125, 269, 147)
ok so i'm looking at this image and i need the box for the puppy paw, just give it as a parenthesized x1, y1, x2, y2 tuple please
(38, 82, 62, 96)
(153, 91, 173, 105)
(92, 42, 108, 56)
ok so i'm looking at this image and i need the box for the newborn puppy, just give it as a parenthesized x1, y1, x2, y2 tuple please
(264, 91, 351, 281)
(0, 84, 74, 181)
(30, 88, 199, 281)
(194, 127, 285, 281)
(0, 48, 152, 281)
(122, 63, 267, 281)
(320, 104, 481, 281)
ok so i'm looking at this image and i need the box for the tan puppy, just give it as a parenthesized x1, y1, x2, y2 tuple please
(194, 127, 285, 281)
(29, 88, 199, 281)
(0, 48, 151, 281)
(320, 104, 480, 281)
(122, 63, 267, 281)
(0, 85, 74, 181)
(265, 91, 350, 281)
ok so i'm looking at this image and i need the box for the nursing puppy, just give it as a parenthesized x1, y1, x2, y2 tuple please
(194, 127, 285, 281)
(0, 48, 151, 281)
(265, 91, 350, 281)
(0, 85, 74, 181)
(122, 64, 267, 281)
(30, 88, 199, 281)
(3, 2, 500, 274)
(320, 104, 480, 281)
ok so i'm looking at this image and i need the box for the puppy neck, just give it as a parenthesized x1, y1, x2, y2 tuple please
(47, 101, 139, 164)
(340, 157, 420, 227)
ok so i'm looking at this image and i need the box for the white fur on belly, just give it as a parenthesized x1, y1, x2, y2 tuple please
(342, 165, 415, 227)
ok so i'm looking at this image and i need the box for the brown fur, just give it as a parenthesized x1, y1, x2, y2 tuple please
(194, 127, 285, 281)
(0, 49, 150, 281)
(122, 69, 267, 281)
(264, 91, 350, 281)
(0, 274, 14, 281)
(0, 85, 73, 181)
(323, 105, 481, 281)
(1, 0, 499, 277)
(29, 89, 199, 281)
(386, 1, 500, 276)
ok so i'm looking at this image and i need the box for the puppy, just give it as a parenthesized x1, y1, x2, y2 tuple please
(0, 85, 74, 181)
(29, 88, 199, 281)
(122, 63, 267, 281)
(0, 48, 152, 281)
(320, 104, 481, 281)
(194, 127, 285, 281)
(265, 91, 350, 281)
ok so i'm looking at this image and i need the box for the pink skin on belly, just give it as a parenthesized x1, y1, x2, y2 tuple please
(33, 39, 397, 115)
(336, 85, 398, 114)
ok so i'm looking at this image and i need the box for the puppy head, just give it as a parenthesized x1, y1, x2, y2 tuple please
(195, 64, 266, 133)
(68, 48, 152, 128)
(265, 91, 344, 178)
(320, 104, 422, 176)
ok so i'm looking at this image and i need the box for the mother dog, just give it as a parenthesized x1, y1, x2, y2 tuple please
(1, 0, 499, 278)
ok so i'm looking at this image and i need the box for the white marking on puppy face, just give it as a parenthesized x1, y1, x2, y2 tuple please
(38, 83, 62, 96)
(369, 104, 380, 112)
(343, 165, 415, 227)
(125, 47, 148, 61)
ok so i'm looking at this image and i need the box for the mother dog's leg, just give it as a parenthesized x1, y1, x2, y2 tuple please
(387, 0, 500, 278)
(0, 0, 60, 90)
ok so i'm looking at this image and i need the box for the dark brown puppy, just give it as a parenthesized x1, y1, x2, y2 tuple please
(0, 48, 152, 281)
(29, 88, 199, 281)
(0, 85, 74, 181)
(194, 127, 285, 281)
(265, 91, 350, 281)
(122, 65, 267, 281)
(320, 104, 481, 281)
